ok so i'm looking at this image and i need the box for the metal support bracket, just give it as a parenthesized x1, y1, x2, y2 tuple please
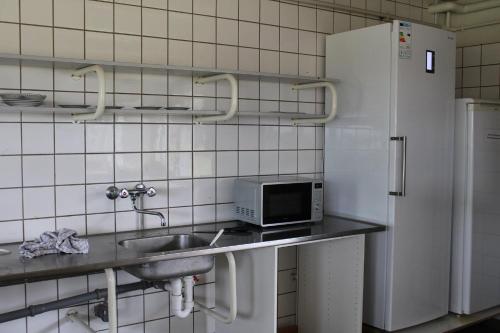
(195, 251, 237, 324)
(104, 268, 117, 333)
(71, 65, 106, 122)
(291, 81, 337, 125)
(194, 74, 238, 123)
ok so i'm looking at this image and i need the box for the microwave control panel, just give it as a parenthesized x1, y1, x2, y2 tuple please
(312, 181, 324, 221)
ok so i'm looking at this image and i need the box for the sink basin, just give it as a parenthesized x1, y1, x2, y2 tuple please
(119, 234, 214, 280)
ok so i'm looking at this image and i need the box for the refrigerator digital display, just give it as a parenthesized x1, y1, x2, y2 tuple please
(426, 50, 435, 73)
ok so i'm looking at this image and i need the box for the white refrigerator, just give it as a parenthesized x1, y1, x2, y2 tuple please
(324, 21, 456, 331)
(450, 98, 500, 315)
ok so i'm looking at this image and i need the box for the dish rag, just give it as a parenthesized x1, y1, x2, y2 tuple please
(19, 228, 89, 259)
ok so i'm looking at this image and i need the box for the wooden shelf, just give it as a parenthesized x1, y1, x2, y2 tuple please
(0, 53, 336, 84)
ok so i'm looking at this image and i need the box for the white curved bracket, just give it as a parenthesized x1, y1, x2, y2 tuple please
(195, 252, 237, 324)
(291, 81, 337, 125)
(194, 74, 238, 123)
(71, 65, 106, 122)
(104, 268, 117, 333)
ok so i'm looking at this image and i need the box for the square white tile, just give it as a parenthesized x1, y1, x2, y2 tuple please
(0, 189, 22, 221)
(193, 178, 215, 205)
(238, 151, 259, 176)
(23, 187, 55, 219)
(86, 124, 114, 153)
(260, 151, 279, 175)
(216, 151, 237, 177)
(216, 177, 234, 203)
(193, 124, 216, 151)
(145, 291, 169, 321)
(143, 124, 168, 151)
(143, 152, 168, 180)
(0, 156, 22, 188)
(169, 124, 192, 151)
(56, 185, 85, 216)
(238, 126, 259, 150)
(0, 220, 23, 243)
(0, 123, 21, 154)
(115, 153, 141, 182)
(86, 154, 114, 183)
(55, 155, 85, 185)
(169, 11, 193, 40)
(22, 123, 54, 154)
(115, 124, 142, 152)
(216, 125, 237, 150)
(169, 152, 192, 179)
(193, 152, 216, 178)
(169, 179, 192, 207)
(279, 151, 297, 174)
(168, 206, 192, 227)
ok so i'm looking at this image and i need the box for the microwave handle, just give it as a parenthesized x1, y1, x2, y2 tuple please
(389, 136, 407, 197)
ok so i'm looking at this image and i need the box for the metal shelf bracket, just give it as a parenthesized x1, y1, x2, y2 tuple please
(71, 65, 106, 123)
(104, 268, 117, 333)
(291, 81, 338, 125)
(194, 74, 238, 123)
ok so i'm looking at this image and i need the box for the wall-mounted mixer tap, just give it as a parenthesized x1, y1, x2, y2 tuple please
(106, 184, 166, 227)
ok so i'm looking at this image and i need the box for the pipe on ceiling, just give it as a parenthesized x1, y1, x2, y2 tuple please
(428, 0, 500, 14)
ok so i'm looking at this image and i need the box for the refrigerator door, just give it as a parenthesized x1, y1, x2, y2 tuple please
(385, 22, 455, 331)
(325, 23, 392, 329)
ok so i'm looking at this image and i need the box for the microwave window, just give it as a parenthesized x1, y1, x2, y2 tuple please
(262, 183, 312, 225)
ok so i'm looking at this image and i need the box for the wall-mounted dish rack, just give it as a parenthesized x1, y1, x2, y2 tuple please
(0, 53, 338, 124)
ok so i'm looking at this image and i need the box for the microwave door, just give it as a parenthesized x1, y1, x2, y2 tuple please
(262, 183, 312, 225)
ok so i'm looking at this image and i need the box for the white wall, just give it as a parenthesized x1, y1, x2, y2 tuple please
(0, 0, 485, 333)
(454, 8, 500, 99)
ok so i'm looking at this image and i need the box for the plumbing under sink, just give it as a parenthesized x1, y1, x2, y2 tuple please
(119, 234, 214, 281)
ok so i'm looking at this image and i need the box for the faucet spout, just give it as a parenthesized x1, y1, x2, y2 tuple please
(132, 201, 166, 227)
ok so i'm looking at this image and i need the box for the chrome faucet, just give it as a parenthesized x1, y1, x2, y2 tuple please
(106, 184, 166, 227)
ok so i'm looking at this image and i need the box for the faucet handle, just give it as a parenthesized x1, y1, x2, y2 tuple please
(146, 187, 157, 197)
(135, 184, 146, 191)
(106, 186, 120, 200)
(119, 188, 129, 198)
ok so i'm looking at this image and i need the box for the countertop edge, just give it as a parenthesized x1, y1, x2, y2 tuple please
(0, 218, 385, 286)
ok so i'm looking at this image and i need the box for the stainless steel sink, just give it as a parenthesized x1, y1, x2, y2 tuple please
(119, 234, 214, 280)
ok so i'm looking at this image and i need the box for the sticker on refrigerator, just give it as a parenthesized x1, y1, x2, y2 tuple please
(399, 22, 412, 59)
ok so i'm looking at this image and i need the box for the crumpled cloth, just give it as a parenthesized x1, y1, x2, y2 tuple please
(19, 228, 89, 259)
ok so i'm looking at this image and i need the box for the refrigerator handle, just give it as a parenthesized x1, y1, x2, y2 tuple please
(389, 136, 407, 197)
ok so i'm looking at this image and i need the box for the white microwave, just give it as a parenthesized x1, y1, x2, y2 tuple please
(234, 176, 323, 227)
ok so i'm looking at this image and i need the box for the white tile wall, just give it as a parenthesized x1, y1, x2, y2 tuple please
(456, 43, 500, 99)
(0, 0, 457, 332)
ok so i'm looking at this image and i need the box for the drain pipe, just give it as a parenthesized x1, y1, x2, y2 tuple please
(195, 252, 237, 324)
(165, 277, 194, 318)
(0, 280, 154, 324)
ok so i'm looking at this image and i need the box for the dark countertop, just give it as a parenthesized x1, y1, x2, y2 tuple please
(0, 216, 385, 286)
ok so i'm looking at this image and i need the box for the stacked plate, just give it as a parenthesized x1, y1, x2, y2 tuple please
(0, 93, 46, 107)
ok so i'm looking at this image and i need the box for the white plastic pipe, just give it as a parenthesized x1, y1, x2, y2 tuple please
(291, 81, 338, 125)
(450, 18, 500, 31)
(195, 252, 237, 324)
(71, 65, 106, 122)
(428, 0, 500, 13)
(194, 74, 238, 123)
(66, 310, 96, 333)
(104, 268, 117, 333)
(168, 277, 194, 318)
